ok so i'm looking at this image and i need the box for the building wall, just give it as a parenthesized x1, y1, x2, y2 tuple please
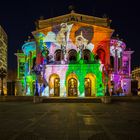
(15, 13, 134, 97)
(41, 63, 103, 97)
(132, 68, 140, 88)
(0, 26, 7, 71)
(31, 21, 113, 97)
(110, 39, 133, 95)
(0, 25, 7, 95)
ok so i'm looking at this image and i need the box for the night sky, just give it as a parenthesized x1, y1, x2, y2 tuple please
(0, 0, 139, 70)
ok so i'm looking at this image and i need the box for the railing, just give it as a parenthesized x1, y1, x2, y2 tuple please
(45, 59, 99, 65)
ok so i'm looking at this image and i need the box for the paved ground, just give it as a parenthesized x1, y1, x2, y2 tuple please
(0, 102, 140, 140)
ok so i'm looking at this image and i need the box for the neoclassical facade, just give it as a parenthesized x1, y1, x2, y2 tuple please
(15, 12, 133, 97)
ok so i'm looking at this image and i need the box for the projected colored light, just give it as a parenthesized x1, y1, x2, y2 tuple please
(19, 21, 114, 96)
(22, 41, 36, 55)
(66, 60, 103, 96)
(110, 39, 126, 58)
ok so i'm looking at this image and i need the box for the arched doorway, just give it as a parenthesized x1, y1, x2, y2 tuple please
(49, 74, 60, 96)
(84, 78, 91, 96)
(84, 74, 96, 96)
(67, 73, 78, 96)
(96, 49, 105, 64)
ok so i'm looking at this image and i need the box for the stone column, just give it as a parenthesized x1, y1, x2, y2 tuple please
(128, 54, 131, 77)
(114, 49, 118, 73)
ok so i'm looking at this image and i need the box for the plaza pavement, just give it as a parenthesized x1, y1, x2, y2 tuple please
(0, 101, 140, 140)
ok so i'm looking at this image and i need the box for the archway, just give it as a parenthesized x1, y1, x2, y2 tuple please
(85, 74, 96, 96)
(67, 73, 78, 96)
(49, 74, 60, 96)
(84, 78, 91, 96)
(68, 49, 77, 62)
(54, 49, 63, 61)
(83, 49, 91, 61)
(96, 49, 105, 64)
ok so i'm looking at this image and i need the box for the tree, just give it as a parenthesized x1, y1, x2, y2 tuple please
(0, 68, 7, 96)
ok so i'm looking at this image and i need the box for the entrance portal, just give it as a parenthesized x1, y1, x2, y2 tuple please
(49, 74, 60, 96)
(84, 78, 91, 96)
(68, 78, 78, 96)
(54, 78, 60, 96)
(84, 74, 96, 96)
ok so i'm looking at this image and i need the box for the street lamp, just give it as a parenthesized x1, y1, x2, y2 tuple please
(0, 68, 7, 96)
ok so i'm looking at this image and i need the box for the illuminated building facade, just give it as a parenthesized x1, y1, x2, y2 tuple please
(15, 41, 36, 95)
(132, 68, 140, 89)
(15, 12, 133, 97)
(0, 25, 7, 95)
(110, 38, 133, 95)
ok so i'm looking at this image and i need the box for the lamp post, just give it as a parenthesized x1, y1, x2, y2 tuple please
(0, 68, 7, 96)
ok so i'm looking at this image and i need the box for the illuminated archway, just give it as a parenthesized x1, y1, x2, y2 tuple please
(85, 73, 96, 96)
(54, 49, 63, 61)
(68, 49, 77, 61)
(66, 73, 78, 96)
(96, 49, 105, 64)
(83, 49, 91, 61)
(49, 74, 60, 96)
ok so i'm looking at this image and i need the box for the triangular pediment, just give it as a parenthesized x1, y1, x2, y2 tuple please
(33, 21, 113, 36)
(36, 12, 111, 30)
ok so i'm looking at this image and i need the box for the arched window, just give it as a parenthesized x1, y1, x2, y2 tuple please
(96, 49, 105, 64)
(54, 49, 63, 61)
(68, 49, 77, 61)
(32, 57, 36, 69)
(118, 52, 122, 71)
(110, 56, 114, 69)
(83, 49, 91, 61)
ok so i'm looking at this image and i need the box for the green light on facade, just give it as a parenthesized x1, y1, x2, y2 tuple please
(66, 59, 104, 96)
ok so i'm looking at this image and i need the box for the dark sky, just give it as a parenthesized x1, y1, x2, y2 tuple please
(0, 0, 139, 70)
